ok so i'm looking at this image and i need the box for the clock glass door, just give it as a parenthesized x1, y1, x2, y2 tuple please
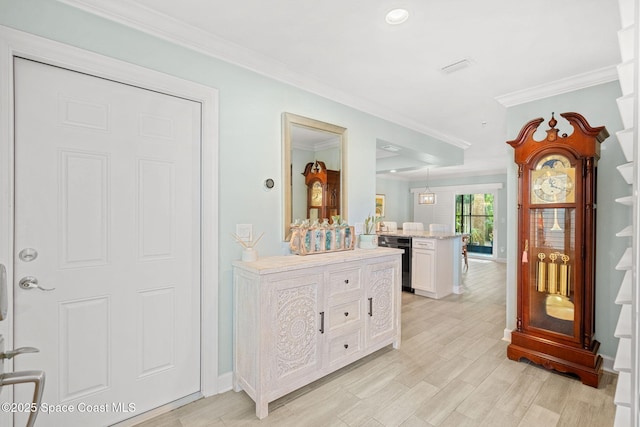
(527, 207, 576, 337)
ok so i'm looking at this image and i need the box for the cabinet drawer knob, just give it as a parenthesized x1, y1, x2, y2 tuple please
(344, 312, 349, 317)
(344, 344, 349, 349)
(344, 279, 349, 284)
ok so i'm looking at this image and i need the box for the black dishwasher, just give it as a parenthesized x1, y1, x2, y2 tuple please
(378, 235, 413, 293)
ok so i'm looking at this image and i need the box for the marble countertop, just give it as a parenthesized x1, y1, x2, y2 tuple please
(378, 231, 462, 240)
(233, 247, 403, 274)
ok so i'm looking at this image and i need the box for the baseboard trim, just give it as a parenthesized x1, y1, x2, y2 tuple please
(601, 355, 615, 373)
(217, 371, 234, 393)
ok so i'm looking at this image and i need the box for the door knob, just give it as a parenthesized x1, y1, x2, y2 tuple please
(18, 276, 55, 292)
(0, 370, 45, 427)
(0, 336, 44, 427)
(0, 346, 39, 360)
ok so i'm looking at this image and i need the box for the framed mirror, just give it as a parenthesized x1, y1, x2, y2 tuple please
(282, 113, 347, 240)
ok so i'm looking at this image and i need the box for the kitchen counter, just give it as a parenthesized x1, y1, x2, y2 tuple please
(378, 231, 462, 240)
(378, 231, 463, 298)
(412, 236, 462, 298)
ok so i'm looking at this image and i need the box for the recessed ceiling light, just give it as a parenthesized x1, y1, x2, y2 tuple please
(390, 169, 397, 173)
(385, 9, 409, 25)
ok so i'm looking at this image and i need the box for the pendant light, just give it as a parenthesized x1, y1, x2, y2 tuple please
(418, 168, 436, 204)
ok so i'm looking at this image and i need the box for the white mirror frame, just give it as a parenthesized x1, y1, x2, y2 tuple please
(282, 112, 348, 240)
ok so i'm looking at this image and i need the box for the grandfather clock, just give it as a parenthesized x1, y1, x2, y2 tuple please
(302, 160, 340, 222)
(506, 112, 609, 387)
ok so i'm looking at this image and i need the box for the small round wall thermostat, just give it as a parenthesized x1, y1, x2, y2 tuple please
(264, 178, 275, 189)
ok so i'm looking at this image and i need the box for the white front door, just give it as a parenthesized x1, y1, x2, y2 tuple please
(12, 57, 201, 426)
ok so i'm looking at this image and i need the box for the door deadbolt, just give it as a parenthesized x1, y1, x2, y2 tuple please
(18, 248, 38, 262)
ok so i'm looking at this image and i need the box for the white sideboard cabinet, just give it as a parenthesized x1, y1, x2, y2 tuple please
(232, 248, 402, 418)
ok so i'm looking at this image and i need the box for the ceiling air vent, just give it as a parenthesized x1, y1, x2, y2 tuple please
(440, 58, 471, 74)
(381, 144, 401, 152)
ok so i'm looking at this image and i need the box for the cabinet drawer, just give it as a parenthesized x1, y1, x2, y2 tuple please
(327, 327, 363, 366)
(413, 238, 435, 249)
(327, 268, 361, 296)
(327, 298, 362, 332)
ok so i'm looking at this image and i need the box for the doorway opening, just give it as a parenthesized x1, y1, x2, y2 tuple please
(455, 193, 494, 256)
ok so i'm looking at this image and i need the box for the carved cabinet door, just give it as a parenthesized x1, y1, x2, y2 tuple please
(267, 272, 324, 390)
(364, 261, 398, 347)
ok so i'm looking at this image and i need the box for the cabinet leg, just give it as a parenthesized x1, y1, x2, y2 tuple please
(256, 400, 268, 419)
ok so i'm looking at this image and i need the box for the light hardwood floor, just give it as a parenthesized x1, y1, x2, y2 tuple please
(136, 258, 616, 427)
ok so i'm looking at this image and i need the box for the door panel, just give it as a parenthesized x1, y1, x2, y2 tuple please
(13, 57, 201, 426)
(59, 296, 110, 401)
(60, 151, 110, 268)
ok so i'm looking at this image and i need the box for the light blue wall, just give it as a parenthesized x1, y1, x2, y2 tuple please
(374, 177, 412, 224)
(0, 0, 464, 375)
(506, 81, 626, 359)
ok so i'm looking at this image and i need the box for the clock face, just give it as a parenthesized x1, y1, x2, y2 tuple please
(531, 154, 575, 204)
(532, 170, 574, 203)
(310, 182, 323, 207)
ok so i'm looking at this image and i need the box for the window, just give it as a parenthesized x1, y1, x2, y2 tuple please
(455, 193, 494, 255)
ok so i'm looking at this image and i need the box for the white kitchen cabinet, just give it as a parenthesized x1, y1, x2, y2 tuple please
(412, 240, 436, 293)
(233, 248, 402, 418)
(412, 237, 460, 299)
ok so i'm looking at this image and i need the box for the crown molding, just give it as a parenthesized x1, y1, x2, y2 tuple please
(495, 65, 619, 107)
(59, 1, 615, 145)
(57, 0, 472, 150)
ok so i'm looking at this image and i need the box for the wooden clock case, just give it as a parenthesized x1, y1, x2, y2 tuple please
(506, 112, 609, 387)
(302, 160, 340, 222)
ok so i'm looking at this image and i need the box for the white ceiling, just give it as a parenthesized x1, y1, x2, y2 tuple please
(61, 0, 623, 180)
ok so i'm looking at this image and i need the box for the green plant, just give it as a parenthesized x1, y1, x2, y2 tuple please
(470, 228, 484, 245)
(364, 215, 383, 234)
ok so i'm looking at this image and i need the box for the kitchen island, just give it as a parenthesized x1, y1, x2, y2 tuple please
(379, 231, 462, 299)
